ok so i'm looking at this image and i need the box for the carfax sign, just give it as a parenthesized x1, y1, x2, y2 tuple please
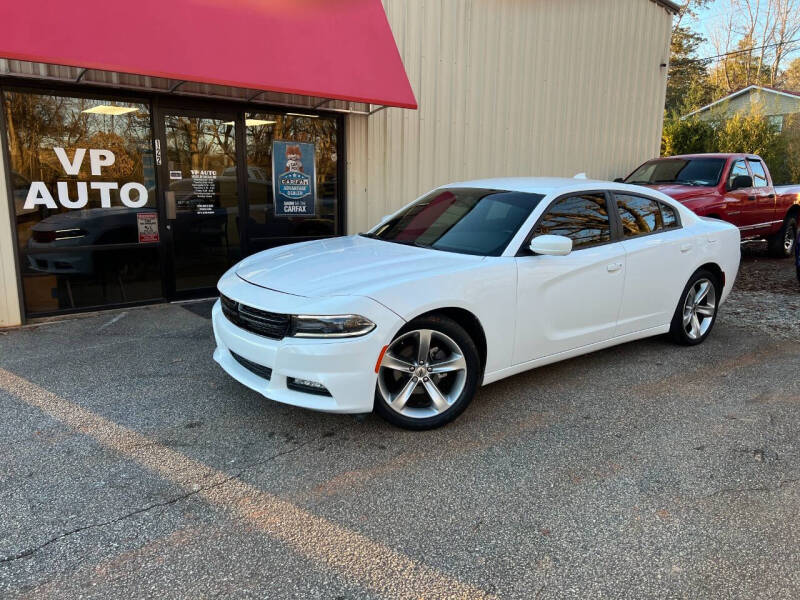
(272, 140, 316, 216)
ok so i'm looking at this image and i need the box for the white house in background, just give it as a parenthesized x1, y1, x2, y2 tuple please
(683, 85, 800, 130)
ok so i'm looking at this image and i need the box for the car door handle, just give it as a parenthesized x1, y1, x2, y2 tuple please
(767, 193, 776, 199)
(747, 195, 756, 201)
(606, 262, 623, 273)
(680, 243, 692, 253)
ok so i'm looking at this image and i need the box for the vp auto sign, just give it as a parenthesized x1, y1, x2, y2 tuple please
(23, 147, 149, 210)
(272, 141, 316, 216)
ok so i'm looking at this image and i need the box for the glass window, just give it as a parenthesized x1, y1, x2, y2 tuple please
(748, 159, 768, 187)
(534, 193, 611, 249)
(728, 160, 750, 189)
(3, 90, 161, 315)
(366, 188, 544, 256)
(625, 158, 726, 186)
(243, 113, 339, 248)
(661, 203, 678, 228)
(616, 194, 663, 237)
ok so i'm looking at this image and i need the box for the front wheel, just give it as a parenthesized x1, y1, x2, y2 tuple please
(767, 215, 797, 258)
(669, 270, 720, 346)
(374, 315, 480, 430)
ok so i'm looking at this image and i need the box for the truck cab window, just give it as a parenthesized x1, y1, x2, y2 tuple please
(747, 160, 768, 188)
(728, 160, 750, 189)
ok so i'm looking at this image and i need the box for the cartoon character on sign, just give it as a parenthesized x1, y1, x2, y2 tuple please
(284, 145, 304, 173)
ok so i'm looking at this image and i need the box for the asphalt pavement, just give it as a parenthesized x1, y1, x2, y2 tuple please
(1, 246, 799, 599)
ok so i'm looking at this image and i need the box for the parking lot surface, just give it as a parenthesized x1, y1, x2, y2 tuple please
(1, 244, 799, 599)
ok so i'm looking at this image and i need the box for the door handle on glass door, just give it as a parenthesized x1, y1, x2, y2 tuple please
(165, 191, 176, 220)
(607, 262, 623, 273)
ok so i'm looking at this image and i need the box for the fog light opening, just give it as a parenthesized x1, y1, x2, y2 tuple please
(287, 377, 332, 397)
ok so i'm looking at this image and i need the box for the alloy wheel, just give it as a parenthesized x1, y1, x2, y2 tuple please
(682, 278, 717, 341)
(377, 329, 468, 419)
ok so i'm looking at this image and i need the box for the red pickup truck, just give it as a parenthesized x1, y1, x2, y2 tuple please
(624, 153, 800, 257)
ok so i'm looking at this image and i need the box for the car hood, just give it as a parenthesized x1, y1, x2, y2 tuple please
(235, 235, 483, 298)
(643, 184, 714, 201)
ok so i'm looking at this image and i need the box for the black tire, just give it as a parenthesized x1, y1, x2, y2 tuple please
(374, 315, 480, 430)
(669, 269, 721, 346)
(767, 214, 797, 258)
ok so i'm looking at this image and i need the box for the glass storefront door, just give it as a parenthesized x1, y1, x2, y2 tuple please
(159, 111, 242, 294)
(2, 87, 344, 318)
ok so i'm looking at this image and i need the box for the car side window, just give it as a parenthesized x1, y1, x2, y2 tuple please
(534, 193, 611, 249)
(661, 203, 678, 229)
(747, 160, 768, 187)
(728, 160, 750, 189)
(615, 194, 663, 237)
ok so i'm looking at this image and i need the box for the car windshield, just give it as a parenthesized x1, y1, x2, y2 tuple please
(625, 158, 726, 186)
(362, 187, 545, 256)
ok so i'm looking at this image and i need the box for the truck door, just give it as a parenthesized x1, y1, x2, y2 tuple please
(747, 159, 779, 233)
(725, 159, 763, 236)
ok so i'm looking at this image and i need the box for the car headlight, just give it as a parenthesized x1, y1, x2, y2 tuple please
(290, 314, 376, 338)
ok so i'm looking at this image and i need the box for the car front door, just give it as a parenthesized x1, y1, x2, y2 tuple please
(614, 193, 687, 335)
(513, 192, 626, 365)
(725, 158, 765, 235)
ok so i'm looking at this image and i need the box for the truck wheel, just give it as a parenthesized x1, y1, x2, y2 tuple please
(767, 215, 797, 258)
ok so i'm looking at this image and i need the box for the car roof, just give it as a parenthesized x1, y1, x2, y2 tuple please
(654, 153, 758, 160)
(441, 177, 612, 196)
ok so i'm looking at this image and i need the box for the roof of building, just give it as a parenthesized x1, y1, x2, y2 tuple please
(654, 0, 681, 13)
(683, 85, 800, 119)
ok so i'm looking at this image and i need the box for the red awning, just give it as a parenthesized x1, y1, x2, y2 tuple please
(0, 0, 417, 110)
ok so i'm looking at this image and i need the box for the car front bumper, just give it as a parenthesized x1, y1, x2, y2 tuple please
(211, 287, 403, 414)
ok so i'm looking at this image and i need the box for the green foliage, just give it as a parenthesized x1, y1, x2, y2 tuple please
(714, 107, 780, 155)
(666, 27, 713, 114)
(774, 113, 800, 185)
(660, 106, 800, 185)
(661, 115, 716, 156)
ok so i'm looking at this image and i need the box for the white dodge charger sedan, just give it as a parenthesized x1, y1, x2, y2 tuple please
(213, 178, 740, 429)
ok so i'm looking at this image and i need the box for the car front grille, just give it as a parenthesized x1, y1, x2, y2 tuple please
(220, 294, 291, 340)
(230, 351, 273, 380)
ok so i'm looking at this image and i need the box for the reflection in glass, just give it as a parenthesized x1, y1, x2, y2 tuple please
(163, 115, 240, 291)
(3, 90, 161, 315)
(535, 194, 611, 249)
(244, 113, 338, 246)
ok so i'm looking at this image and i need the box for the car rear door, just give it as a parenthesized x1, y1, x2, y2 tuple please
(613, 193, 688, 335)
(513, 192, 626, 364)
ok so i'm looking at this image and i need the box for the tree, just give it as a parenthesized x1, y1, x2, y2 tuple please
(783, 57, 800, 91)
(708, 0, 800, 92)
(666, 27, 713, 113)
(661, 116, 717, 155)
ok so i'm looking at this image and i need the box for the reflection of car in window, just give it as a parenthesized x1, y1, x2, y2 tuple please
(26, 207, 157, 275)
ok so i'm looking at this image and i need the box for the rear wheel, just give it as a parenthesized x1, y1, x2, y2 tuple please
(669, 270, 720, 346)
(374, 315, 479, 430)
(767, 214, 797, 258)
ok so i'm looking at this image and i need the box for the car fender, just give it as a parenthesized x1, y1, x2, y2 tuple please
(366, 257, 518, 375)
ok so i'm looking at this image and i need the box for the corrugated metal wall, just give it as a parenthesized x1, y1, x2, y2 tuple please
(346, 0, 673, 233)
(0, 128, 21, 327)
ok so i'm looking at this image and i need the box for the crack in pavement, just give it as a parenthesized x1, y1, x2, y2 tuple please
(0, 436, 322, 565)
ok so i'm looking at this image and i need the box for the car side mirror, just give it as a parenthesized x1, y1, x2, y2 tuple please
(529, 234, 572, 256)
(730, 175, 753, 190)
(613, 177, 624, 183)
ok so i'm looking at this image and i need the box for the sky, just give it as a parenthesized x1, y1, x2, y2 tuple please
(685, 0, 800, 69)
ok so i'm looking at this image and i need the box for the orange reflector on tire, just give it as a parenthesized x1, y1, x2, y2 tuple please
(375, 345, 389, 373)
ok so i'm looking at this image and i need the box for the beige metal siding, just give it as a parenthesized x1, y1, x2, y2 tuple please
(347, 0, 673, 233)
(0, 131, 22, 327)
